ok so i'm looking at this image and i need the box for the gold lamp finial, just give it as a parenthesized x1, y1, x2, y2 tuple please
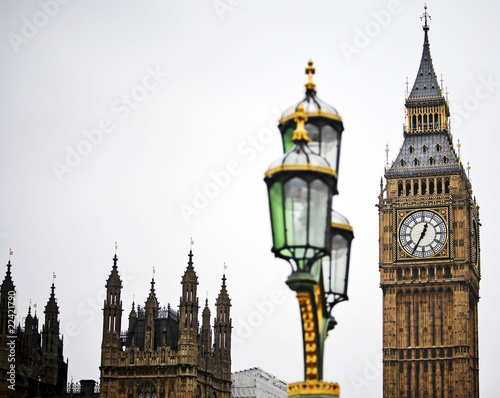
(305, 60, 316, 91)
(292, 104, 310, 142)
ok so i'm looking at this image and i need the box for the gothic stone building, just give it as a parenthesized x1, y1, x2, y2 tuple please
(378, 11, 480, 398)
(100, 250, 232, 398)
(0, 261, 68, 398)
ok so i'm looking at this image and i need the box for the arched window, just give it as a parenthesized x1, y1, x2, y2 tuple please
(413, 181, 419, 195)
(422, 144, 427, 153)
(400, 158, 406, 167)
(139, 383, 157, 398)
(443, 156, 448, 164)
(409, 145, 414, 154)
(444, 179, 450, 193)
(398, 181, 404, 196)
(436, 143, 441, 152)
(429, 157, 435, 165)
(406, 181, 411, 196)
(437, 179, 443, 194)
(421, 180, 427, 195)
(413, 158, 419, 166)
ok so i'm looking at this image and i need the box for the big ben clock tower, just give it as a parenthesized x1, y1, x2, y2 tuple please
(378, 7, 480, 398)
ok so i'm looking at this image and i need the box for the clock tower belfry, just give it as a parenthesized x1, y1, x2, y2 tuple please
(378, 7, 480, 398)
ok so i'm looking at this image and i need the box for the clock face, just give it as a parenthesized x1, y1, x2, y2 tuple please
(399, 210, 447, 258)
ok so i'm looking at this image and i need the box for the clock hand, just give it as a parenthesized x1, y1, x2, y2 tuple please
(411, 223, 428, 255)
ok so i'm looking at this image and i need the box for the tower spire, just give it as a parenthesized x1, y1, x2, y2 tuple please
(408, 4, 441, 100)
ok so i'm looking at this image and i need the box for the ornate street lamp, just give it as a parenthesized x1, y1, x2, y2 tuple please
(265, 61, 353, 398)
(278, 61, 345, 181)
(264, 104, 336, 286)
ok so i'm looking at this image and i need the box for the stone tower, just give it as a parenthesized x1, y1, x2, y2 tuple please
(378, 8, 480, 398)
(214, 273, 231, 386)
(100, 253, 123, 396)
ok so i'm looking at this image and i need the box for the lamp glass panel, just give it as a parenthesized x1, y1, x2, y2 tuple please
(321, 125, 340, 171)
(330, 233, 348, 295)
(284, 177, 308, 254)
(269, 181, 285, 251)
(305, 123, 320, 154)
(283, 127, 294, 152)
(308, 179, 329, 249)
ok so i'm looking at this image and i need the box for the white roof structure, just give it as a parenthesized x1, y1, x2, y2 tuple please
(231, 367, 287, 398)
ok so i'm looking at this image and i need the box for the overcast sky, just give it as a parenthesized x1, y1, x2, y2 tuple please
(1, 1, 499, 397)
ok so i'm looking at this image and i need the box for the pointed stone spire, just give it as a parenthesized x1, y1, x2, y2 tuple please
(1, 260, 15, 293)
(216, 274, 230, 306)
(145, 276, 159, 316)
(201, 297, 212, 354)
(408, 5, 442, 100)
(45, 281, 58, 313)
(182, 249, 198, 283)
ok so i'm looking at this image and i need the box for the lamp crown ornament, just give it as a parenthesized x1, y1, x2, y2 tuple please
(292, 104, 310, 142)
(305, 60, 316, 91)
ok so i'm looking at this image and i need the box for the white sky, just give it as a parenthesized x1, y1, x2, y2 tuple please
(1, 1, 499, 397)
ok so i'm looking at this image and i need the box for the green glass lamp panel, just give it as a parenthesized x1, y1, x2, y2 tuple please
(308, 179, 329, 249)
(321, 125, 340, 171)
(283, 127, 294, 152)
(269, 181, 285, 250)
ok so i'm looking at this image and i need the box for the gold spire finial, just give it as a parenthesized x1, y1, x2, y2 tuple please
(190, 237, 194, 250)
(114, 241, 117, 255)
(292, 104, 310, 142)
(421, 4, 431, 29)
(305, 60, 316, 91)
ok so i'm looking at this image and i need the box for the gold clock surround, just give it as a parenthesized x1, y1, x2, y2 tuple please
(395, 207, 450, 261)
